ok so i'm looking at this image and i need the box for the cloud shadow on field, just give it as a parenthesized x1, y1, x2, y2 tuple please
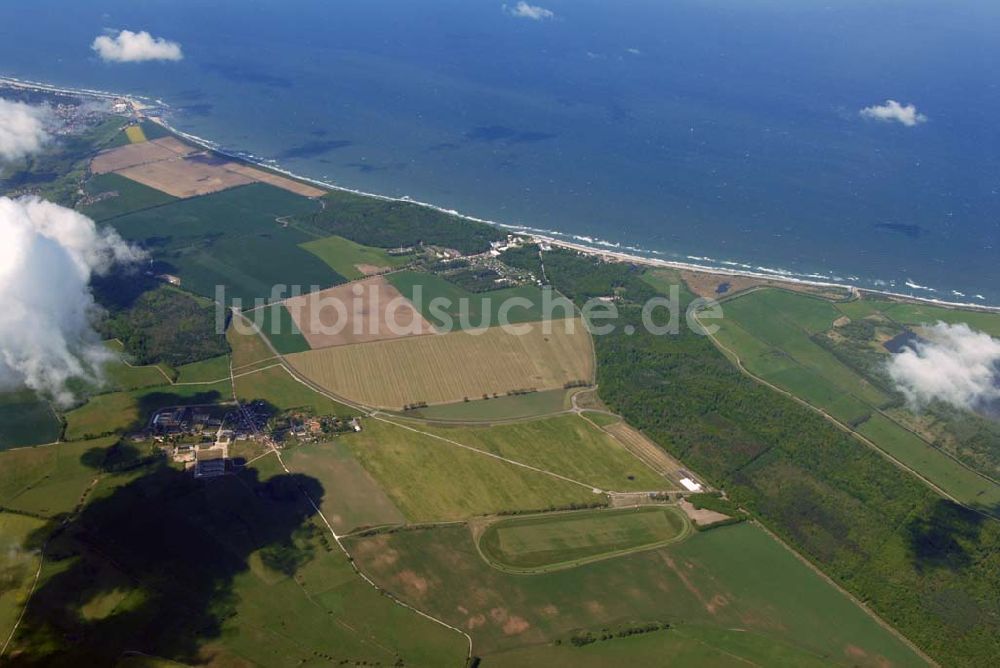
(906, 499, 984, 573)
(7, 451, 325, 665)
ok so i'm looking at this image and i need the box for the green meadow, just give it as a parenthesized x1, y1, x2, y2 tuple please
(711, 288, 1000, 510)
(106, 183, 343, 305)
(3, 454, 465, 665)
(0, 391, 62, 451)
(387, 270, 575, 330)
(80, 172, 177, 221)
(412, 414, 666, 493)
(409, 387, 575, 421)
(253, 304, 311, 355)
(341, 418, 600, 521)
(346, 522, 926, 665)
(479, 506, 690, 572)
(300, 234, 408, 280)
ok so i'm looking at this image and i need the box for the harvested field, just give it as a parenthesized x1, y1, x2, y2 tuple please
(603, 422, 686, 487)
(286, 318, 594, 409)
(90, 138, 193, 173)
(124, 125, 147, 143)
(283, 276, 435, 349)
(225, 162, 327, 197)
(116, 157, 255, 198)
(92, 136, 327, 199)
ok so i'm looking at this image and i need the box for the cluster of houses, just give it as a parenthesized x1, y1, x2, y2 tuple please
(140, 402, 361, 479)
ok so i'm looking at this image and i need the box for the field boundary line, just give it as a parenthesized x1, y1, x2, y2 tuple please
(474, 505, 693, 575)
(696, 311, 991, 511)
(0, 474, 103, 659)
(371, 414, 604, 493)
(0, 537, 44, 658)
(697, 309, 1000, 521)
(713, 290, 1000, 491)
(225, 352, 474, 664)
(750, 520, 940, 668)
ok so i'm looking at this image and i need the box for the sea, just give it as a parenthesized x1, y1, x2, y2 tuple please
(1, 0, 998, 304)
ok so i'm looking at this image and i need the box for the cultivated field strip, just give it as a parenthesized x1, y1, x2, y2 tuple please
(286, 319, 594, 409)
(603, 422, 685, 487)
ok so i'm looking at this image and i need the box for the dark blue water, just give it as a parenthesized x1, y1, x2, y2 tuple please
(2, 0, 998, 303)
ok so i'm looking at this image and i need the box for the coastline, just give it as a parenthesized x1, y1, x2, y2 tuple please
(3, 74, 997, 314)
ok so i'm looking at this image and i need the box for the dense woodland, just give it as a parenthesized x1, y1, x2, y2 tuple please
(299, 190, 504, 255)
(93, 274, 229, 367)
(518, 244, 1000, 667)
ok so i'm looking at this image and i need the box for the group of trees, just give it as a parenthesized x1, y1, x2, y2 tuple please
(528, 244, 1000, 666)
(94, 276, 229, 367)
(299, 190, 504, 255)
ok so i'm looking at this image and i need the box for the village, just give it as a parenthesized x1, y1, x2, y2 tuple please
(137, 402, 361, 479)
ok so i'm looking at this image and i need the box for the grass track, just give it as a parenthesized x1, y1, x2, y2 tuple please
(346, 522, 927, 664)
(478, 506, 691, 573)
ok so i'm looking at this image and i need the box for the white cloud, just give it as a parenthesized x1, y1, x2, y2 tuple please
(92, 29, 183, 63)
(0, 99, 51, 162)
(504, 2, 555, 20)
(860, 99, 927, 127)
(0, 197, 146, 405)
(888, 322, 1000, 413)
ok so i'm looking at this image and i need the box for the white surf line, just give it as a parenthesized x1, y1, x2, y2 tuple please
(6, 74, 998, 310)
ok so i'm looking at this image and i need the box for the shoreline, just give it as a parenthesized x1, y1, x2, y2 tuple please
(3, 74, 997, 314)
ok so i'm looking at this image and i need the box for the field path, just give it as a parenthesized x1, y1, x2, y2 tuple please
(694, 307, 999, 519)
(224, 350, 476, 664)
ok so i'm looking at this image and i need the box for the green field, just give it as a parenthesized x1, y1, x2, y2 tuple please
(882, 301, 1000, 337)
(485, 624, 837, 667)
(479, 506, 690, 572)
(0, 512, 46, 642)
(174, 355, 231, 384)
(346, 522, 926, 664)
(411, 414, 666, 493)
(387, 270, 575, 330)
(830, 297, 1000, 337)
(0, 437, 117, 517)
(64, 382, 232, 441)
(300, 235, 409, 280)
(253, 304, 311, 354)
(106, 183, 343, 305)
(302, 188, 504, 255)
(711, 288, 1000, 510)
(0, 391, 62, 451)
(341, 418, 602, 521)
(283, 439, 406, 534)
(234, 364, 356, 416)
(228, 318, 276, 368)
(99, 342, 171, 391)
(4, 457, 466, 665)
(80, 172, 177, 221)
(408, 388, 575, 421)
